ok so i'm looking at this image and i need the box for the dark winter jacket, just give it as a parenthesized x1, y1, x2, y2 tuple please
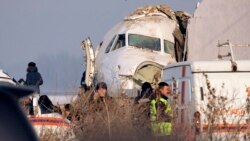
(25, 66, 43, 93)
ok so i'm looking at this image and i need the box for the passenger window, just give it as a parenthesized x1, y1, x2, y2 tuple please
(112, 34, 125, 51)
(105, 36, 116, 53)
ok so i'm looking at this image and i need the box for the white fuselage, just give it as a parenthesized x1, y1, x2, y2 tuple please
(94, 15, 177, 96)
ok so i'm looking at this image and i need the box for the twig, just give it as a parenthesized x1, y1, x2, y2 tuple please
(103, 98, 111, 140)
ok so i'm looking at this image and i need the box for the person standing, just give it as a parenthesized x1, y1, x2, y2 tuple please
(135, 82, 153, 104)
(150, 82, 172, 136)
(25, 62, 43, 94)
(88, 82, 112, 138)
(80, 71, 88, 92)
(90, 82, 109, 103)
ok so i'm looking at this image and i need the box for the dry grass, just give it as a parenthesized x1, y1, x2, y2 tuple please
(38, 75, 250, 141)
(71, 91, 152, 141)
(39, 128, 75, 141)
(200, 73, 250, 141)
(55, 89, 195, 141)
(37, 88, 196, 141)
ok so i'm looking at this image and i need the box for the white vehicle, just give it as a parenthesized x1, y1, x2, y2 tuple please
(161, 57, 250, 139)
(0, 70, 38, 141)
(82, 5, 190, 96)
(0, 70, 74, 139)
(0, 70, 16, 85)
(26, 95, 73, 138)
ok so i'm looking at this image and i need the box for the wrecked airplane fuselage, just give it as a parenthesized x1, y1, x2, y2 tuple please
(82, 5, 189, 96)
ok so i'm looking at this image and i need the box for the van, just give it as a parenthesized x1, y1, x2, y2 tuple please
(161, 60, 250, 140)
(0, 69, 74, 140)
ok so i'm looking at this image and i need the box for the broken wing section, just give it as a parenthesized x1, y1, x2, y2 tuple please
(81, 37, 95, 87)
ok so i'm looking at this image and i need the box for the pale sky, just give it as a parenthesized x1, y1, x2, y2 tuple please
(0, 0, 200, 94)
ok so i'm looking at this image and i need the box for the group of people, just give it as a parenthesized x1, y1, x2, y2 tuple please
(87, 80, 173, 137)
(22, 62, 173, 137)
(134, 81, 173, 136)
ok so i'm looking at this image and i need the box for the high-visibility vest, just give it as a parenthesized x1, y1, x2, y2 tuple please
(150, 97, 172, 136)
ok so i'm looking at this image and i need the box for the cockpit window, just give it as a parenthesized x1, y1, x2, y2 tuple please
(112, 34, 125, 51)
(128, 34, 161, 51)
(164, 40, 175, 57)
(105, 35, 116, 53)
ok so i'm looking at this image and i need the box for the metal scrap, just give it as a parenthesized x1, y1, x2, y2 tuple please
(126, 4, 191, 62)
